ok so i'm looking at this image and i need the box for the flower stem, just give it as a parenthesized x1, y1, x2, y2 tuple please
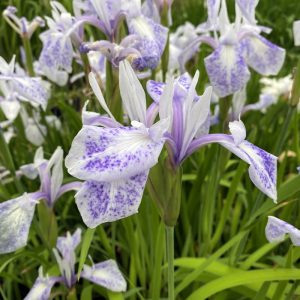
(166, 225, 175, 300)
(22, 35, 35, 76)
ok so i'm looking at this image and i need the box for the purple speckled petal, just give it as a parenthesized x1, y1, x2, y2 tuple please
(147, 73, 191, 104)
(0, 193, 37, 254)
(220, 139, 277, 201)
(65, 125, 164, 182)
(24, 273, 58, 300)
(8, 77, 49, 110)
(127, 15, 168, 70)
(241, 34, 285, 76)
(81, 259, 126, 291)
(205, 44, 250, 97)
(186, 132, 277, 200)
(236, 0, 258, 24)
(75, 172, 148, 227)
(147, 80, 165, 103)
(39, 32, 73, 81)
(265, 216, 300, 246)
(56, 228, 81, 259)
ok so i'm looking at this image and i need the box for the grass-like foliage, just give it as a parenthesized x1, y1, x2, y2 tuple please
(0, 0, 300, 299)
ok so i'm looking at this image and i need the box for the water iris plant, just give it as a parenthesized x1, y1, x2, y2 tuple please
(0, 0, 300, 299)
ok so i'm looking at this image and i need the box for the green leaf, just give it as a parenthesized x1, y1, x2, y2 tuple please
(77, 228, 96, 279)
(80, 285, 93, 300)
(187, 269, 300, 300)
(107, 291, 124, 300)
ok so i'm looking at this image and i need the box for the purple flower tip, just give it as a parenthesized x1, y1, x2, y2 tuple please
(79, 43, 90, 54)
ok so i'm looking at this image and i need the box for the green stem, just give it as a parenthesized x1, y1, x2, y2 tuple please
(106, 60, 114, 106)
(218, 95, 232, 132)
(80, 53, 91, 85)
(273, 106, 294, 156)
(22, 35, 35, 76)
(166, 226, 174, 300)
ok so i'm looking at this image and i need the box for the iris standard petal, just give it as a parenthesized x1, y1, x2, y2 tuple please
(75, 172, 148, 227)
(47, 147, 64, 204)
(65, 125, 164, 182)
(119, 60, 147, 124)
(236, 0, 259, 24)
(81, 259, 126, 292)
(56, 228, 81, 259)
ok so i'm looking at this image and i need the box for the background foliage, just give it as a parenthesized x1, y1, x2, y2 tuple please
(1, 0, 300, 299)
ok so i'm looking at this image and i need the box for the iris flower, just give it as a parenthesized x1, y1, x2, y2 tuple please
(183, 0, 286, 97)
(0, 147, 82, 254)
(2, 6, 44, 38)
(65, 60, 277, 229)
(24, 229, 126, 299)
(0, 55, 50, 119)
(79, 0, 168, 71)
(39, 1, 84, 85)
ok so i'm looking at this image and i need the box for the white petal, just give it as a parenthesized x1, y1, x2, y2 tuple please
(20, 163, 39, 180)
(236, 0, 259, 24)
(232, 87, 246, 120)
(159, 76, 175, 131)
(207, 0, 221, 26)
(265, 216, 300, 246)
(0, 100, 20, 121)
(119, 60, 146, 124)
(25, 121, 46, 146)
(65, 125, 164, 182)
(293, 20, 300, 46)
(75, 172, 148, 227)
(0, 194, 37, 254)
(228, 119, 246, 145)
(56, 228, 81, 258)
(11, 77, 50, 110)
(24, 273, 57, 300)
(88, 72, 114, 120)
(47, 147, 64, 203)
(81, 259, 126, 292)
(89, 0, 110, 30)
(180, 77, 212, 160)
